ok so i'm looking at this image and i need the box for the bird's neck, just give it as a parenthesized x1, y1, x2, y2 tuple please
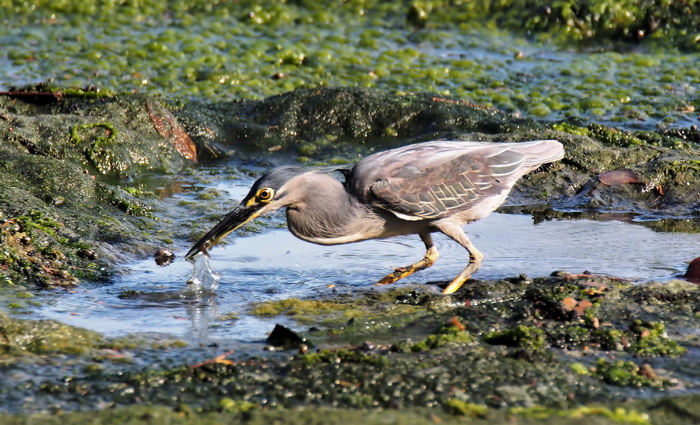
(285, 175, 376, 245)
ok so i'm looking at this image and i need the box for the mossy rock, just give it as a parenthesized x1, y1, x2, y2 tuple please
(0, 312, 104, 355)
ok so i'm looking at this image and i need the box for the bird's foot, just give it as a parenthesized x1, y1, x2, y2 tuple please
(376, 248, 438, 286)
(442, 275, 470, 294)
(376, 267, 413, 285)
(441, 259, 481, 294)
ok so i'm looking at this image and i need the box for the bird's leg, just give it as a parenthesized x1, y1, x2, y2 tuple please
(376, 232, 439, 285)
(436, 223, 484, 295)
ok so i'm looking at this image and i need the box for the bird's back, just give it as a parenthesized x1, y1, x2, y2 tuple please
(348, 140, 563, 221)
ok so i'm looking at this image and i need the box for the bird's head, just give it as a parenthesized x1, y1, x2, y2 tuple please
(184, 166, 307, 260)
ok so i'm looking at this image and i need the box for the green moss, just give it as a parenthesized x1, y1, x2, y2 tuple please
(551, 122, 591, 136)
(0, 210, 104, 287)
(62, 87, 115, 98)
(0, 312, 105, 355)
(628, 320, 686, 358)
(587, 123, 644, 147)
(251, 298, 351, 317)
(592, 359, 664, 389)
(250, 289, 424, 326)
(510, 405, 650, 424)
(445, 399, 488, 418)
(218, 398, 256, 414)
(411, 323, 473, 352)
(295, 348, 389, 367)
(570, 362, 590, 375)
(485, 325, 548, 351)
(216, 312, 239, 321)
(98, 186, 155, 219)
(14, 211, 61, 236)
(591, 328, 626, 351)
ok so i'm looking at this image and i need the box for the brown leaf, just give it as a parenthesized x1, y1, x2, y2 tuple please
(577, 299, 593, 310)
(574, 299, 594, 316)
(639, 363, 659, 380)
(449, 316, 466, 331)
(190, 350, 235, 369)
(561, 297, 578, 311)
(684, 256, 700, 282)
(146, 99, 197, 162)
(598, 169, 645, 186)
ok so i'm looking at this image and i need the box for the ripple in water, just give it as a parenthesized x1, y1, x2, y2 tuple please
(23, 213, 700, 344)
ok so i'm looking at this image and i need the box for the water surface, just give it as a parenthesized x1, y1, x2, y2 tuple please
(28, 204, 700, 344)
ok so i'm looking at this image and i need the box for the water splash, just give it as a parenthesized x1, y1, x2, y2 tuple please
(187, 253, 220, 291)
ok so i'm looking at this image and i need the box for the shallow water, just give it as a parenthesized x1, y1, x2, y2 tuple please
(26, 184, 700, 345)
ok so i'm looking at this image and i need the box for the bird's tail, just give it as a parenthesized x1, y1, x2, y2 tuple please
(514, 140, 565, 169)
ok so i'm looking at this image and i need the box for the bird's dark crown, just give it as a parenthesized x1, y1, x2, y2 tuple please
(249, 166, 309, 194)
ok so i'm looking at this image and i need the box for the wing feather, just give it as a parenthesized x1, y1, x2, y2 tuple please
(349, 140, 563, 221)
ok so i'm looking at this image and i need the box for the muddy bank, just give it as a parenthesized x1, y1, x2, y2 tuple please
(1, 275, 699, 423)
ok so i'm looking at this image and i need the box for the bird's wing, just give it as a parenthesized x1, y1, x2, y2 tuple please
(352, 142, 546, 220)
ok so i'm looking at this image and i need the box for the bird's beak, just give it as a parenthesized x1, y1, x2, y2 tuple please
(184, 202, 264, 260)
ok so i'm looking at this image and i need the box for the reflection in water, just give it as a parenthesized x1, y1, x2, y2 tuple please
(181, 290, 220, 339)
(27, 213, 700, 343)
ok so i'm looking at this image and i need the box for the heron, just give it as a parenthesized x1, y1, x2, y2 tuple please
(185, 140, 564, 294)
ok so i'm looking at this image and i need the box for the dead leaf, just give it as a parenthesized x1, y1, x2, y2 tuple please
(574, 299, 593, 316)
(684, 256, 700, 282)
(598, 169, 645, 186)
(449, 316, 466, 331)
(146, 99, 197, 162)
(561, 297, 578, 311)
(190, 350, 235, 368)
(577, 299, 593, 309)
(639, 363, 659, 380)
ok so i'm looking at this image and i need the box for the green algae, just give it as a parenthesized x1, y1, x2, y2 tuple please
(0, 275, 699, 419)
(0, 402, 677, 425)
(486, 325, 548, 351)
(217, 398, 256, 414)
(627, 320, 686, 358)
(0, 312, 104, 355)
(70, 122, 122, 174)
(510, 405, 651, 424)
(251, 298, 355, 322)
(410, 322, 473, 352)
(592, 359, 668, 389)
(0, 209, 103, 287)
(446, 399, 489, 418)
(250, 288, 425, 326)
(295, 348, 389, 368)
(1, 2, 698, 129)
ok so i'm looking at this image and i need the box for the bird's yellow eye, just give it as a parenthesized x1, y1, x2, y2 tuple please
(257, 188, 274, 202)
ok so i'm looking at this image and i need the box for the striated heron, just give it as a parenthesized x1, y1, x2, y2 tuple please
(185, 140, 564, 294)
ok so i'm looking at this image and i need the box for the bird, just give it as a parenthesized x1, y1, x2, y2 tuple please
(185, 140, 564, 294)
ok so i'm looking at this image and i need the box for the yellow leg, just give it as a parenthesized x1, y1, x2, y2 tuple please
(376, 233, 439, 285)
(436, 222, 484, 295)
